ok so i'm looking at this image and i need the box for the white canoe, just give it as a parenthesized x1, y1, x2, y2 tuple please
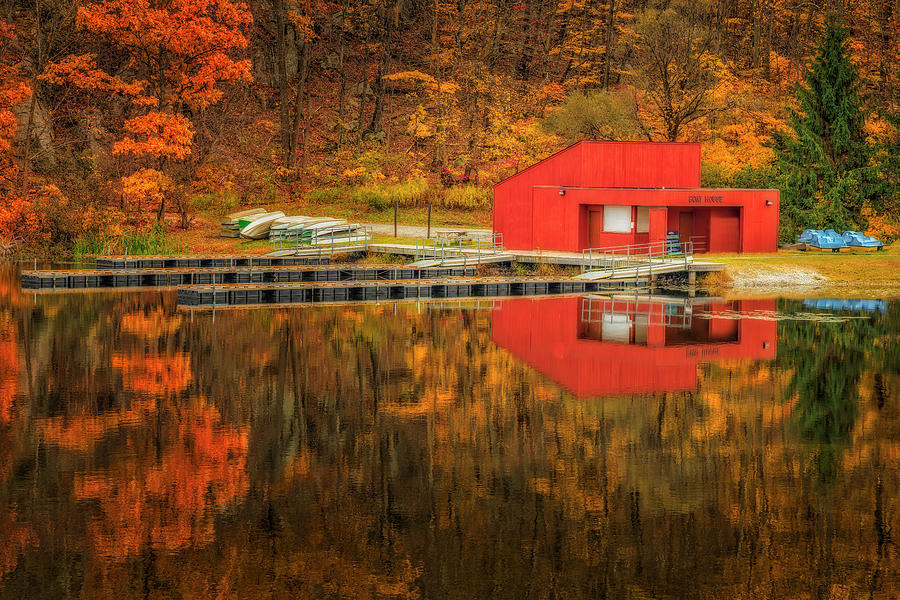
(270, 216, 314, 229)
(240, 211, 286, 239)
(309, 223, 361, 238)
(284, 217, 340, 231)
(301, 219, 348, 233)
(223, 208, 267, 224)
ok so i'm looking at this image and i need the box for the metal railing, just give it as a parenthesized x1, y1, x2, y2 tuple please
(580, 239, 693, 279)
(580, 295, 693, 330)
(414, 232, 505, 266)
(272, 225, 373, 255)
(688, 235, 709, 254)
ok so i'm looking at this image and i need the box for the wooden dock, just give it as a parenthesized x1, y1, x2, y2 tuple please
(21, 265, 477, 290)
(176, 277, 645, 307)
(95, 254, 330, 269)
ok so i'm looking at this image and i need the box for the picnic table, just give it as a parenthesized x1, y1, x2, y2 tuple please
(436, 230, 470, 240)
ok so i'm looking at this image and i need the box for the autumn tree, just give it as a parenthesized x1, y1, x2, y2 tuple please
(773, 15, 878, 234)
(632, 2, 721, 142)
(542, 88, 642, 142)
(0, 19, 44, 249)
(42, 0, 253, 225)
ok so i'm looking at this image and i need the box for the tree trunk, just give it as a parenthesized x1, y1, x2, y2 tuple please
(431, 0, 443, 166)
(289, 40, 310, 168)
(367, 0, 395, 135)
(603, 0, 617, 89)
(336, 7, 347, 148)
(19, 0, 42, 193)
(275, 0, 293, 166)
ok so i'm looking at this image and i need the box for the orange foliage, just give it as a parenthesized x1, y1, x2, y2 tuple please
(39, 54, 156, 105)
(0, 20, 47, 246)
(0, 21, 30, 156)
(111, 351, 193, 396)
(119, 309, 183, 339)
(0, 337, 18, 423)
(0, 508, 35, 579)
(863, 210, 900, 243)
(120, 167, 174, 212)
(42, 0, 252, 219)
(114, 114, 194, 159)
(38, 398, 157, 451)
(73, 399, 249, 558)
(70, 0, 253, 113)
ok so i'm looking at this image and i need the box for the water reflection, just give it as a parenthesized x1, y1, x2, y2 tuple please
(0, 263, 898, 599)
(803, 298, 889, 313)
(492, 295, 776, 396)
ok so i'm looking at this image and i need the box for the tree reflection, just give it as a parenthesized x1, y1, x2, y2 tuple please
(0, 263, 897, 599)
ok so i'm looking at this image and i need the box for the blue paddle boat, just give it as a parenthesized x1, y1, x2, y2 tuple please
(797, 229, 848, 251)
(841, 231, 884, 250)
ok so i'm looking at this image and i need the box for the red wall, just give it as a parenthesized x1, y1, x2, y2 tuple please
(577, 141, 701, 188)
(490, 296, 777, 398)
(522, 187, 779, 253)
(493, 144, 584, 251)
(493, 141, 702, 250)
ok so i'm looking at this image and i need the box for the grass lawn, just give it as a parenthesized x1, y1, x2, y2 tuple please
(169, 197, 490, 256)
(705, 245, 900, 284)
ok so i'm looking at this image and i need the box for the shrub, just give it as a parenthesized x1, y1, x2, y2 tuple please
(306, 187, 347, 204)
(350, 178, 430, 210)
(438, 185, 491, 209)
(191, 190, 240, 213)
(542, 89, 643, 142)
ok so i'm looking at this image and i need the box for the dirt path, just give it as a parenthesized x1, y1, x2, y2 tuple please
(361, 222, 492, 238)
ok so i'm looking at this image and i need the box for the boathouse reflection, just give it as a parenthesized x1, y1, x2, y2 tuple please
(491, 295, 777, 397)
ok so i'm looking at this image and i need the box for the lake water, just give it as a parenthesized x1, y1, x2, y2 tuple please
(0, 263, 898, 599)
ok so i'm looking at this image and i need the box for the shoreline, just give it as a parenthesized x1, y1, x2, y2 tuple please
(6, 220, 899, 299)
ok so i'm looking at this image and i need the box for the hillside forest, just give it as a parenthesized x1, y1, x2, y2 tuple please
(0, 0, 898, 252)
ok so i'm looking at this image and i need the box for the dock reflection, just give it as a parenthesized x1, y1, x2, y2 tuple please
(491, 295, 777, 397)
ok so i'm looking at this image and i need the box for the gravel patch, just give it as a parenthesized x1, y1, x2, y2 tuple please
(727, 265, 829, 289)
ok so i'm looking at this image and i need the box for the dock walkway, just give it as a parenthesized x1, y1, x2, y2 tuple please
(177, 277, 645, 307)
(96, 255, 330, 269)
(22, 265, 477, 290)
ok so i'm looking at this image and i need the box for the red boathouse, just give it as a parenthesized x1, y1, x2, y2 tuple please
(492, 141, 779, 253)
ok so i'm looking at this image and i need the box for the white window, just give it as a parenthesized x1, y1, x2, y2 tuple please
(601, 313, 632, 344)
(603, 205, 633, 233)
(636, 207, 649, 233)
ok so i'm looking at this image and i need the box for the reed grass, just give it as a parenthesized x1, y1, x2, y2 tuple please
(74, 224, 185, 257)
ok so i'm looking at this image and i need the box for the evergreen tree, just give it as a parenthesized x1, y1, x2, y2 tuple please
(881, 111, 900, 214)
(774, 15, 877, 235)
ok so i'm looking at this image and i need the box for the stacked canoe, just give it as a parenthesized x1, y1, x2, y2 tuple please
(269, 217, 370, 247)
(220, 209, 370, 246)
(220, 208, 268, 237)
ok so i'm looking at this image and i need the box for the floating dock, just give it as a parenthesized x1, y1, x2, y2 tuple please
(95, 254, 330, 269)
(176, 277, 644, 307)
(21, 265, 477, 290)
